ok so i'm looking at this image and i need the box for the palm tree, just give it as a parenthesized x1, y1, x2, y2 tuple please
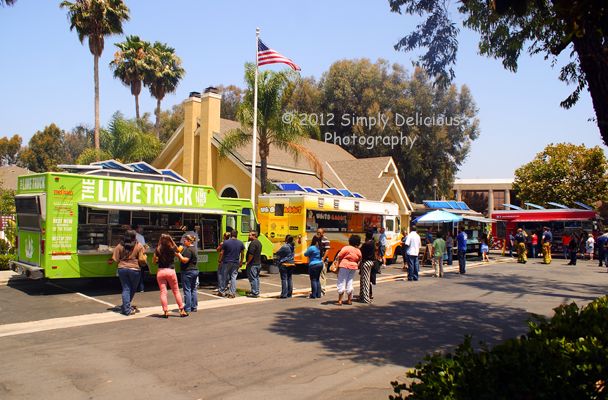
(219, 63, 323, 194)
(110, 35, 150, 121)
(1, 0, 17, 6)
(144, 42, 185, 138)
(77, 112, 162, 164)
(60, 0, 130, 153)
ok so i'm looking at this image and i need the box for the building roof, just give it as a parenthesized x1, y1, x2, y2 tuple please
(217, 118, 356, 172)
(0, 165, 32, 190)
(326, 157, 394, 201)
(454, 178, 514, 185)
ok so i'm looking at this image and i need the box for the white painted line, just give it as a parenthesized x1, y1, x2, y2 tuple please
(0, 296, 272, 338)
(46, 282, 116, 308)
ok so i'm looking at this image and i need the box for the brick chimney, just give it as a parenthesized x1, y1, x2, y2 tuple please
(198, 86, 221, 186)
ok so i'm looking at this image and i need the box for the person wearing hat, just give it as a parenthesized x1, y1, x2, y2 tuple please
(175, 234, 198, 313)
(515, 228, 527, 264)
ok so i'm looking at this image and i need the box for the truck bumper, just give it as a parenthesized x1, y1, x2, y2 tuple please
(10, 261, 44, 280)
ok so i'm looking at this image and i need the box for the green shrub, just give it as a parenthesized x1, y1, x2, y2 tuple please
(0, 254, 14, 270)
(391, 296, 608, 399)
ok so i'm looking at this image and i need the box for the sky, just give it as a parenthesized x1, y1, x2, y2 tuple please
(0, 1, 604, 179)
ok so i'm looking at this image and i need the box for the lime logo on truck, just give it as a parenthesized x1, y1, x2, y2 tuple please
(25, 237, 34, 259)
(80, 179, 207, 206)
(19, 176, 46, 192)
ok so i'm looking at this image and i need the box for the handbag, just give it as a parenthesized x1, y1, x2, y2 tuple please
(329, 260, 339, 273)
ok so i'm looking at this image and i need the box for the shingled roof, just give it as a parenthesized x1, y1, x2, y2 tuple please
(327, 157, 394, 201)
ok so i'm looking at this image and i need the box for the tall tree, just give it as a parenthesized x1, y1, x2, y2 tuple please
(77, 112, 162, 164)
(18, 124, 65, 172)
(144, 42, 185, 138)
(513, 143, 608, 207)
(389, 0, 608, 146)
(0, 134, 22, 165)
(60, 0, 130, 152)
(63, 124, 93, 163)
(319, 59, 478, 200)
(110, 35, 151, 121)
(0, 0, 17, 6)
(219, 63, 323, 194)
(217, 85, 244, 121)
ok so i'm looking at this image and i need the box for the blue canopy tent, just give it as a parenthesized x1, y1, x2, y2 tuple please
(413, 210, 463, 224)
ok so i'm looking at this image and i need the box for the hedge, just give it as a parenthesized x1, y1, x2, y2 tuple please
(390, 296, 608, 399)
(0, 254, 14, 271)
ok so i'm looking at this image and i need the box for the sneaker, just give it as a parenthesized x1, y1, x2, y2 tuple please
(190, 308, 197, 312)
(246, 294, 259, 298)
(226, 293, 236, 299)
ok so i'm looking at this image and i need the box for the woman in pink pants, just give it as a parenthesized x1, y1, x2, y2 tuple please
(154, 234, 188, 318)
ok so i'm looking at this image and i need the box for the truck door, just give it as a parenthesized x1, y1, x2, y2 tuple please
(15, 195, 44, 267)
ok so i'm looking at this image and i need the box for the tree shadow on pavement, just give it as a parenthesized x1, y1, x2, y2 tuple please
(268, 300, 528, 368)
(448, 271, 606, 302)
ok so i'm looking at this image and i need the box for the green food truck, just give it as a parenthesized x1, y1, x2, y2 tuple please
(10, 161, 273, 279)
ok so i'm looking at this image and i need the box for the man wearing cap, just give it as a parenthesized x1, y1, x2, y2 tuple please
(218, 230, 245, 298)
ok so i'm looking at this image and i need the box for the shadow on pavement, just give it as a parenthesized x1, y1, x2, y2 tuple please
(450, 270, 606, 302)
(268, 300, 528, 368)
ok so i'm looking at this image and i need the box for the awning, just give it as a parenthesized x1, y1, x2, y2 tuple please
(414, 210, 463, 224)
(79, 202, 229, 215)
(462, 215, 497, 224)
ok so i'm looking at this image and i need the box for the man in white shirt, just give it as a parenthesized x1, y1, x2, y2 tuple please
(404, 225, 421, 281)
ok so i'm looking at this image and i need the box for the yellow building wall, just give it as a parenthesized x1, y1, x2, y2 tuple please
(211, 146, 260, 199)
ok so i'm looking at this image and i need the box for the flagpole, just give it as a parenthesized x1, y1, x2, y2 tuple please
(251, 27, 260, 209)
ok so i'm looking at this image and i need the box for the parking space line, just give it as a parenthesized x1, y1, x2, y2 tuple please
(46, 282, 116, 308)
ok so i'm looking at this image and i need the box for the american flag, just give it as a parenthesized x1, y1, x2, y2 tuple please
(257, 39, 301, 71)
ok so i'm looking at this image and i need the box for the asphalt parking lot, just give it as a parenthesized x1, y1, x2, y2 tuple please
(0, 254, 504, 325)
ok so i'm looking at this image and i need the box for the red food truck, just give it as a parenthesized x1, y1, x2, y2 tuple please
(490, 206, 602, 255)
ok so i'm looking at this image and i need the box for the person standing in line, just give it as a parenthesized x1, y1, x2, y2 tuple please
(445, 232, 454, 266)
(542, 226, 553, 264)
(305, 236, 324, 299)
(567, 233, 579, 265)
(432, 232, 446, 277)
(335, 235, 362, 305)
(316, 229, 331, 296)
(508, 232, 515, 257)
(109, 230, 145, 316)
(378, 227, 387, 268)
(359, 231, 376, 303)
(215, 232, 231, 295)
(515, 228, 527, 264)
(245, 231, 263, 298)
(401, 229, 409, 271)
(218, 230, 245, 299)
(404, 225, 421, 281)
(530, 232, 538, 258)
(480, 237, 490, 262)
(181, 224, 200, 288)
(154, 234, 187, 318)
(585, 233, 595, 260)
(457, 226, 468, 274)
(133, 224, 148, 293)
(597, 229, 608, 267)
(275, 235, 295, 298)
(175, 234, 198, 313)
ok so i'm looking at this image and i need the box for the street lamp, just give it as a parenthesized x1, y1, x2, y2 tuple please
(432, 178, 438, 200)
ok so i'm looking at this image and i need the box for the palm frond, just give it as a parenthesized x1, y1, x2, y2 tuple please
(280, 141, 324, 183)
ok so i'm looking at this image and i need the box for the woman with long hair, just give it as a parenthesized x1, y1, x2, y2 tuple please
(154, 234, 188, 318)
(108, 230, 145, 316)
(336, 235, 362, 305)
(359, 232, 376, 304)
(305, 236, 324, 298)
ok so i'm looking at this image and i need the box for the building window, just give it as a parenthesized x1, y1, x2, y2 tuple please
(220, 187, 239, 198)
(461, 190, 488, 214)
(493, 190, 505, 210)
